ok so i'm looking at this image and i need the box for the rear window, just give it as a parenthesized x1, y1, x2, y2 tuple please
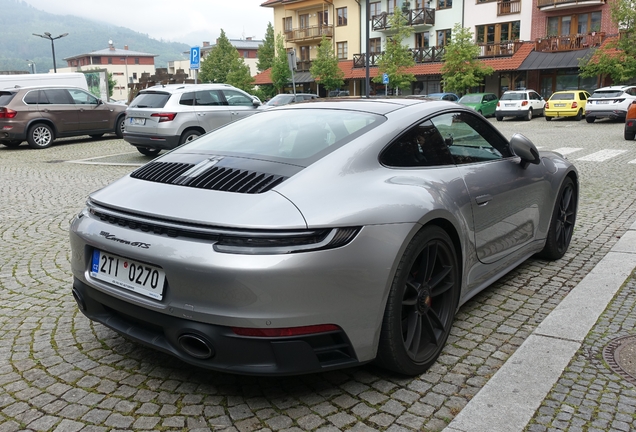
(500, 93, 526, 101)
(550, 93, 574, 101)
(0, 92, 16, 106)
(183, 108, 384, 161)
(591, 90, 624, 98)
(129, 92, 171, 108)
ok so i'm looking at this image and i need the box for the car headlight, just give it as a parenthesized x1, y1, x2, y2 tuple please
(213, 227, 360, 255)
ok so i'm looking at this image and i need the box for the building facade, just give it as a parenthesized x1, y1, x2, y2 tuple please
(59, 43, 157, 102)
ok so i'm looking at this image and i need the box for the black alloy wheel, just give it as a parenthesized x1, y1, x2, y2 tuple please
(377, 226, 460, 375)
(537, 177, 577, 260)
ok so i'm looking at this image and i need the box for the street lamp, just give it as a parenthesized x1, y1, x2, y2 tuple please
(32, 32, 68, 73)
(26, 59, 37, 74)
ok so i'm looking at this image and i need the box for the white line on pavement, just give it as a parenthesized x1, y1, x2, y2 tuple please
(576, 149, 628, 162)
(552, 147, 583, 155)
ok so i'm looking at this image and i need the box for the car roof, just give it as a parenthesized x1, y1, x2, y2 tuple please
(0, 85, 86, 91)
(594, 85, 633, 90)
(461, 92, 494, 96)
(267, 97, 454, 116)
(140, 83, 235, 94)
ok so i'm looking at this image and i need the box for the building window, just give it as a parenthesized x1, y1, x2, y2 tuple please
(108, 57, 112, 64)
(370, 38, 382, 53)
(243, 51, 249, 58)
(337, 7, 348, 26)
(437, 29, 452, 46)
(284, 17, 292, 32)
(388, 0, 398, 14)
(120, 57, 126, 62)
(476, 21, 520, 43)
(300, 45, 310, 62)
(415, 32, 430, 48)
(370, 1, 381, 18)
(92, 56, 101, 64)
(135, 57, 140, 64)
(337, 41, 348, 59)
(547, 12, 601, 36)
(300, 14, 309, 29)
(438, 0, 452, 9)
(318, 11, 328, 26)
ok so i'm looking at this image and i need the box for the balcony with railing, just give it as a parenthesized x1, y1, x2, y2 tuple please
(497, 0, 521, 15)
(295, 60, 312, 72)
(371, 8, 435, 31)
(353, 46, 446, 68)
(284, 25, 333, 43)
(477, 40, 524, 57)
(536, 0, 605, 10)
(534, 32, 605, 52)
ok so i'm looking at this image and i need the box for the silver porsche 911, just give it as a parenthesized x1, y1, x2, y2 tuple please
(69, 98, 578, 376)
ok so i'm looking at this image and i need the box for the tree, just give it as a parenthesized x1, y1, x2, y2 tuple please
(199, 29, 236, 84)
(226, 55, 255, 93)
(310, 35, 345, 93)
(270, 33, 291, 93)
(372, 11, 416, 92)
(441, 24, 494, 95)
(257, 23, 275, 72)
(579, 0, 636, 84)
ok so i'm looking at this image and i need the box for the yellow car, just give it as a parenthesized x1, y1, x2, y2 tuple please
(545, 90, 591, 121)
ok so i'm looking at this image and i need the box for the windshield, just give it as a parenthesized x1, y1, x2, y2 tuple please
(459, 95, 482, 103)
(129, 92, 171, 108)
(591, 90, 624, 98)
(183, 108, 384, 161)
(550, 93, 574, 101)
(265, 95, 295, 106)
(500, 93, 526, 101)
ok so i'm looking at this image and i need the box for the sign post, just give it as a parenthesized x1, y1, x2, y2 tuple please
(190, 46, 200, 84)
(287, 49, 297, 96)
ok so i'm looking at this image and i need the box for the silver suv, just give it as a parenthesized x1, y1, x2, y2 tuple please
(585, 85, 636, 123)
(124, 84, 261, 156)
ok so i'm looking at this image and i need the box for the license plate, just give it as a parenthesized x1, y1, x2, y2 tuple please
(505, 103, 515, 107)
(597, 100, 609, 104)
(90, 250, 165, 300)
(554, 103, 566, 107)
(129, 117, 146, 125)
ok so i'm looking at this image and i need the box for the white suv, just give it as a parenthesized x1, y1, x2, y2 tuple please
(585, 85, 636, 123)
(124, 83, 261, 156)
(495, 89, 546, 121)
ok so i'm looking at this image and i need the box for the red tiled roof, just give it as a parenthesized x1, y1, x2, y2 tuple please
(252, 42, 536, 85)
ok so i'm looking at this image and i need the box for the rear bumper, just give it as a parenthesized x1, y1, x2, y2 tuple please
(585, 109, 627, 120)
(124, 132, 181, 150)
(545, 109, 578, 117)
(496, 109, 529, 118)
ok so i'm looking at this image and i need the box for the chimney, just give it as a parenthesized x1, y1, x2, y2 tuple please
(124, 45, 129, 50)
(203, 41, 210, 47)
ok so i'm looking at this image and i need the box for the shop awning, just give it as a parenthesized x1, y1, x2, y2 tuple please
(517, 49, 592, 71)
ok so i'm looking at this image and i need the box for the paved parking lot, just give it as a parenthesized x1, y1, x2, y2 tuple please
(1, 117, 636, 432)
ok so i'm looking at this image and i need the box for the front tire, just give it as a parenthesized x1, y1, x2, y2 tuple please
(537, 177, 577, 260)
(115, 116, 125, 138)
(376, 226, 460, 375)
(179, 130, 201, 145)
(27, 123, 54, 149)
(525, 109, 533, 121)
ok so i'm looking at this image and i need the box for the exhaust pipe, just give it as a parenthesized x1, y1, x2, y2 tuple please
(178, 334, 215, 359)
(72, 288, 87, 312)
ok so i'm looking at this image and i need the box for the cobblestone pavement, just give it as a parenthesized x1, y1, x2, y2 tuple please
(526, 270, 636, 432)
(1, 118, 635, 432)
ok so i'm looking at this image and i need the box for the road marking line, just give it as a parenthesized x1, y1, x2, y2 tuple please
(629, 159, 636, 164)
(576, 149, 628, 162)
(66, 151, 139, 163)
(552, 147, 583, 155)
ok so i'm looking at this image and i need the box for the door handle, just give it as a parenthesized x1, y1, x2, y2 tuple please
(475, 194, 492, 205)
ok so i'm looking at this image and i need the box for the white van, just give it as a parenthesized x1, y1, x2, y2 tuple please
(0, 73, 88, 91)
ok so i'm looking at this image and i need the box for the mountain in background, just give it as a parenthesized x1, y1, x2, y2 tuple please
(0, 0, 190, 73)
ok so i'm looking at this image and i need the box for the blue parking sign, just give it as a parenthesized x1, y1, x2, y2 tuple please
(382, 73, 389, 84)
(190, 46, 200, 70)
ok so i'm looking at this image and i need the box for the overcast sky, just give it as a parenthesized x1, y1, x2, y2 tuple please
(20, 0, 274, 45)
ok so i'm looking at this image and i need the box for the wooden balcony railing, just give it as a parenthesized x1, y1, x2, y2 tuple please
(534, 33, 605, 52)
(537, 0, 605, 8)
(352, 46, 446, 68)
(497, 0, 521, 15)
(477, 40, 523, 57)
(295, 60, 312, 72)
(284, 25, 333, 42)
(371, 8, 435, 31)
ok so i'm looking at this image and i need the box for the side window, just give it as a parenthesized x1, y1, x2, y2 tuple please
(69, 89, 98, 105)
(43, 89, 72, 104)
(222, 90, 253, 106)
(194, 90, 221, 106)
(179, 92, 195, 106)
(429, 112, 512, 165)
(23, 90, 39, 105)
(579, 92, 587, 100)
(380, 120, 454, 168)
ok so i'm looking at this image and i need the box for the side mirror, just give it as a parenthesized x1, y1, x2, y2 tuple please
(252, 99, 261, 107)
(96, 99, 103, 106)
(510, 133, 541, 168)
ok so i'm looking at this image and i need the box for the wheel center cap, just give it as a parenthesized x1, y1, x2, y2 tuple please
(417, 287, 432, 314)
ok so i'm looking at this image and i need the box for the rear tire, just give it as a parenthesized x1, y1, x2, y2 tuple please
(27, 123, 54, 149)
(496, 116, 503, 122)
(525, 109, 533, 121)
(376, 226, 460, 375)
(537, 177, 577, 260)
(115, 116, 125, 138)
(179, 130, 201, 145)
(574, 109, 583, 121)
(137, 147, 161, 157)
(586, 116, 595, 123)
(1, 140, 22, 148)
(545, 116, 552, 121)
(625, 129, 636, 140)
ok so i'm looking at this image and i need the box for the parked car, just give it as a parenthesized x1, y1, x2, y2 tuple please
(458, 93, 499, 117)
(70, 98, 578, 376)
(425, 92, 460, 102)
(585, 85, 636, 123)
(496, 89, 546, 121)
(328, 90, 350, 97)
(625, 101, 636, 140)
(545, 90, 591, 121)
(124, 83, 261, 156)
(263, 93, 318, 107)
(0, 85, 126, 149)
